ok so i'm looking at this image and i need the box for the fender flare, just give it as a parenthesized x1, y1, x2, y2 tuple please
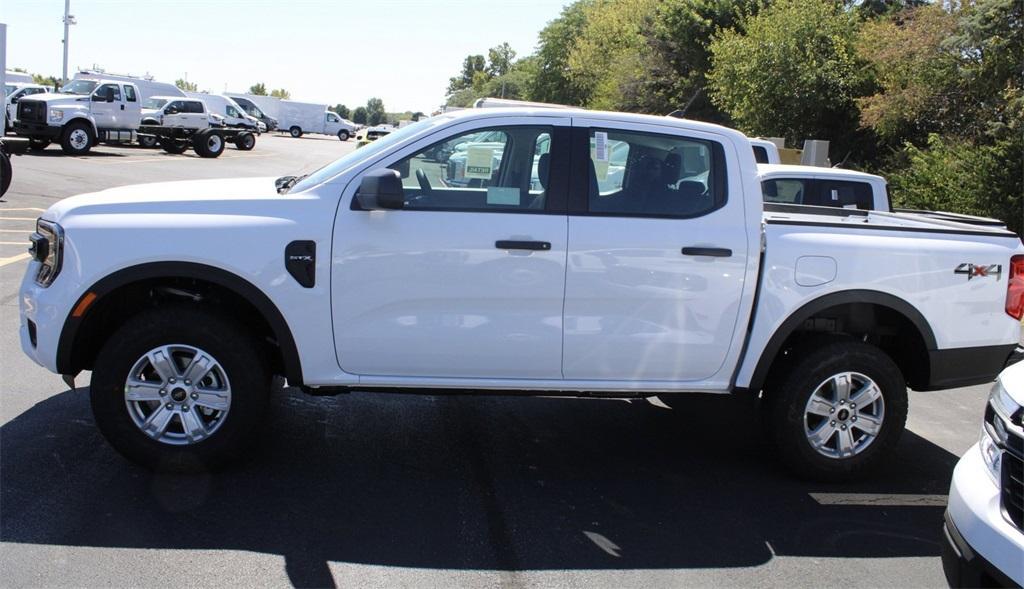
(56, 261, 303, 385)
(744, 289, 936, 393)
(63, 115, 97, 139)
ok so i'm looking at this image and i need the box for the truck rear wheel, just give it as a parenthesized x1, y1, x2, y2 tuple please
(289, 126, 302, 138)
(89, 305, 271, 472)
(194, 130, 225, 158)
(766, 340, 907, 481)
(28, 138, 51, 151)
(337, 130, 349, 141)
(160, 138, 189, 154)
(234, 132, 256, 151)
(60, 121, 93, 155)
(138, 135, 158, 148)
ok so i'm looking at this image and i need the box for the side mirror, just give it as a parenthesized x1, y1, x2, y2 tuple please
(10, 96, 18, 104)
(355, 169, 405, 210)
(105, 87, 115, 102)
(166, 106, 179, 115)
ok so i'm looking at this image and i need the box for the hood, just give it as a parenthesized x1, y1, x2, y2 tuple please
(44, 177, 284, 224)
(21, 92, 90, 104)
(999, 359, 1024, 408)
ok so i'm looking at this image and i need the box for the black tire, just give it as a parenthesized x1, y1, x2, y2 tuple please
(60, 121, 93, 155)
(138, 135, 158, 149)
(193, 130, 225, 158)
(766, 340, 907, 481)
(289, 126, 302, 138)
(337, 130, 349, 141)
(90, 305, 272, 472)
(160, 138, 188, 154)
(0, 151, 11, 197)
(28, 138, 51, 151)
(234, 132, 256, 151)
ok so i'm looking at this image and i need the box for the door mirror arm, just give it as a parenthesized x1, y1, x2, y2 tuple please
(355, 169, 405, 211)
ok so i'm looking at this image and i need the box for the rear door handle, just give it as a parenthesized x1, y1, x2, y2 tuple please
(496, 240, 551, 251)
(681, 247, 732, 257)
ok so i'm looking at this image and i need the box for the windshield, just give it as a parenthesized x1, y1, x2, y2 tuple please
(143, 98, 168, 110)
(4, 84, 15, 97)
(60, 79, 99, 95)
(289, 116, 452, 193)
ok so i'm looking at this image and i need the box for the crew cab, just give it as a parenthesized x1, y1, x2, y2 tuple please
(13, 78, 141, 155)
(137, 96, 257, 155)
(18, 108, 1024, 476)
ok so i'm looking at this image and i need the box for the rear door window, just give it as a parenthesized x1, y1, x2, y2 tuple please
(185, 101, 204, 114)
(752, 145, 769, 163)
(815, 180, 873, 210)
(124, 85, 137, 102)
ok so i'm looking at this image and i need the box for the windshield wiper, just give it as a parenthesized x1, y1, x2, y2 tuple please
(275, 174, 308, 194)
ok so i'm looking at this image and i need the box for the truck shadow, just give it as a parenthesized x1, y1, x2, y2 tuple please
(1, 386, 956, 587)
(19, 149, 125, 158)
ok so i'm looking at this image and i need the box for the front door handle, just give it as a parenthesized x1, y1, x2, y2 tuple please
(120, 104, 125, 110)
(496, 240, 551, 251)
(681, 247, 732, 257)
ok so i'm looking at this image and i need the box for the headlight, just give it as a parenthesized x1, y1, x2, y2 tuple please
(29, 219, 64, 287)
(49, 109, 64, 122)
(980, 380, 1020, 483)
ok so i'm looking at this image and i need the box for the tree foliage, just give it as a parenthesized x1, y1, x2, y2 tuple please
(175, 78, 198, 92)
(351, 106, 368, 125)
(332, 104, 351, 119)
(270, 88, 290, 99)
(366, 97, 386, 126)
(32, 73, 60, 89)
(707, 0, 865, 150)
(248, 83, 267, 96)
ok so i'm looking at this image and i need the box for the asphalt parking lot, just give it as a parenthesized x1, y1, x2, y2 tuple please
(0, 133, 993, 588)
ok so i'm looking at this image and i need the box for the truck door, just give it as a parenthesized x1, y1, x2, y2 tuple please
(562, 118, 750, 383)
(164, 100, 188, 127)
(331, 117, 571, 379)
(121, 84, 140, 129)
(324, 112, 341, 135)
(90, 83, 121, 129)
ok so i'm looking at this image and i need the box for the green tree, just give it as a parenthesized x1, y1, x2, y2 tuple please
(486, 42, 517, 77)
(270, 88, 290, 99)
(855, 5, 959, 145)
(175, 78, 198, 92)
(332, 104, 351, 119)
(531, 1, 592, 105)
(567, 0, 658, 110)
(249, 82, 267, 96)
(351, 106, 368, 125)
(707, 0, 865, 152)
(366, 97, 386, 126)
(448, 55, 487, 94)
(32, 73, 60, 89)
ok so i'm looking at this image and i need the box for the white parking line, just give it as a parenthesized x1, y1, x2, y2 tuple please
(90, 152, 275, 165)
(0, 241, 28, 245)
(809, 493, 948, 506)
(0, 207, 46, 212)
(0, 217, 38, 221)
(0, 229, 31, 233)
(0, 253, 30, 267)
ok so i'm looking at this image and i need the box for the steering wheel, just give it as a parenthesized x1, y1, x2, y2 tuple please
(415, 168, 432, 194)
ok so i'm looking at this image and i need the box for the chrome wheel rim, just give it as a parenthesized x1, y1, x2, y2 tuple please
(124, 344, 231, 445)
(803, 371, 885, 459)
(207, 135, 223, 152)
(69, 129, 89, 150)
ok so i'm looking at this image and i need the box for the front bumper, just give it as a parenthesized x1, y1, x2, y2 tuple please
(14, 121, 62, 141)
(945, 444, 1024, 587)
(19, 263, 74, 374)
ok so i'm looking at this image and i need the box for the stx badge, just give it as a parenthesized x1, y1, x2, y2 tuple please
(954, 263, 1002, 281)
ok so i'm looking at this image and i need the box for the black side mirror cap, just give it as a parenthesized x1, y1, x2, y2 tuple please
(355, 168, 405, 210)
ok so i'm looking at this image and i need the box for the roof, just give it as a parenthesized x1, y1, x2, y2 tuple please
(757, 163, 884, 182)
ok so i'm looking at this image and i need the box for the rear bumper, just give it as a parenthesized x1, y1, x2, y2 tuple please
(925, 344, 1021, 391)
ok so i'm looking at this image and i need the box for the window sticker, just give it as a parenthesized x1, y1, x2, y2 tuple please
(486, 186, 520, 206)
(466, 147, 495, 179)
(594, 131, 609, 162)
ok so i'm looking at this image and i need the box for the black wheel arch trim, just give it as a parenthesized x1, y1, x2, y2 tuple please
(56, 261, 303, 385)
(743, 289, 937, 394)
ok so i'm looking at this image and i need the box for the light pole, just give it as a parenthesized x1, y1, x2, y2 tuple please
(61, 0, 76, 84)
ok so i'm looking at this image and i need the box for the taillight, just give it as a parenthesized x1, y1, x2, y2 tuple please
(1006, 254, 1024, 320)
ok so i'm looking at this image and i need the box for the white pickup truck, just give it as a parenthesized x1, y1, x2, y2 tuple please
(18, 108, 1024, 477)
(12, 78, 142, 155)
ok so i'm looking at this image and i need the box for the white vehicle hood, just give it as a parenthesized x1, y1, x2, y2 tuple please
(43, 177, 284, 223)
(21, 92, 90, 104)
(1000, 360, 1024, 408)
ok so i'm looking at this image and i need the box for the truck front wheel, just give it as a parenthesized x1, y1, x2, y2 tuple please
(0, 151, 11, 197)
(60, 122, 93, 155)
(766, 340, 907, 481)
(89, 306, 271, 471)
(138, 135, 158, 148)
(289, 126, 302, 138)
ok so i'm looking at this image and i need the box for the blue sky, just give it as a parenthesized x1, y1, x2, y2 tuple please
(4, 0, 570, 112)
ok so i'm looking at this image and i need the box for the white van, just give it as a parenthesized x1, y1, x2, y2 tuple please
(185, 92, 261, 132)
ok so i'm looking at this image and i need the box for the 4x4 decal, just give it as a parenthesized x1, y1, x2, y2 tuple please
(954, 263, 1002, 281)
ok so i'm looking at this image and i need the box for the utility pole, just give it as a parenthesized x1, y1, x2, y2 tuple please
(61, 0, 76, 84)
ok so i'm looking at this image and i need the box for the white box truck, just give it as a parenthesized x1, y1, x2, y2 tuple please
(276, 99, 355, 140)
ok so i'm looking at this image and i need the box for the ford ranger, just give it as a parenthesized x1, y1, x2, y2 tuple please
(18, 108, 1024, 478)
